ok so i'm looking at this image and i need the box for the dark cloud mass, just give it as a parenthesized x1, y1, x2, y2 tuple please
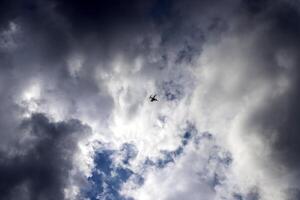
(0, 113, 90, 200)
(1, 0, 300, 199)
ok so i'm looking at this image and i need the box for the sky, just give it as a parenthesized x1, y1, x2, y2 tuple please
(0, 0, 300, 200)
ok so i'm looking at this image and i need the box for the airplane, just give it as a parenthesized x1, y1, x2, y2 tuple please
(149, 94, 158, 102)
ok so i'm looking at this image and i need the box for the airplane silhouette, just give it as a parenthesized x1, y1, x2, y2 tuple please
(149, 94, 158, 102)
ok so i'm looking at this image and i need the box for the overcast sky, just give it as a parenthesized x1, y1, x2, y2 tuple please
(1, 0, 300, 200)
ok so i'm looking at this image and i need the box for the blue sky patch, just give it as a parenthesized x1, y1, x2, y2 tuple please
(85, 146, 139, 200)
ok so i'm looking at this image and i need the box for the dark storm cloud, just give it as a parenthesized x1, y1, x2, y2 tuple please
(0, 0, 206, 76)
(0, 113, 90, 200)
(0, 0, 234, 66)
(0, 0, 20, 30)
(51, 0, 154, 35)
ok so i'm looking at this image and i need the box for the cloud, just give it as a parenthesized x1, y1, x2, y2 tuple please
(189, 1, 300, 199)
(121, 130, 234, 200)
(0, 113, 90, 200)
(1, 0, 300, 200)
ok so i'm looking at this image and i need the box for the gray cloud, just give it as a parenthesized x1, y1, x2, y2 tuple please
(236, 0, 300, 170)
(0, 113, 90, 200)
